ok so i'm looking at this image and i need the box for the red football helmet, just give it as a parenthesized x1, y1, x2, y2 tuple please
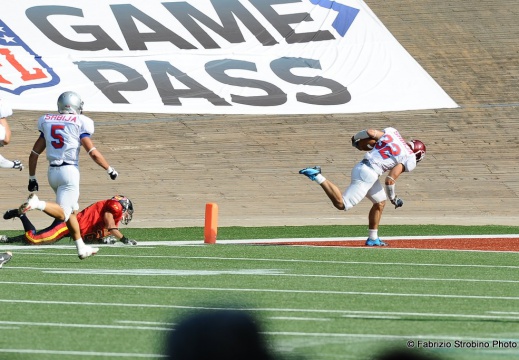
(407, 140, 426, 162)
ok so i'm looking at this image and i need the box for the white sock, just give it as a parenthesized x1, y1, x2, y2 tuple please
(36, 200, 46, 211)
(315, 174, 326, 185)
(74, 238, 86, 251)
(368, 229, 378, 240)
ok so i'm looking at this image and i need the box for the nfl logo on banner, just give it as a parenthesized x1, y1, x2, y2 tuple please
(0, 19, 59, 95)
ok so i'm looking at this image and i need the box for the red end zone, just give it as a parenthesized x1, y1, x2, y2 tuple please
(255, 236, 519, 252)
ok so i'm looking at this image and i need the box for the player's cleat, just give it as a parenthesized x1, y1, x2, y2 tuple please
(299, 166, 321, 181)
(19, 193, 39, 214)
(0, 251, 12, 269)
(78, 246, 99, 260)
(3, 209, 20, 220)
(365, 238, 388, 247)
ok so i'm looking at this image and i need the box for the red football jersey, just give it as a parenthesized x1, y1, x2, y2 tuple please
(77, 199, 123, 242)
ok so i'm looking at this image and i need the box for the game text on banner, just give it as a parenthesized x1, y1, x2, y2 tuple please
(0, 0, 457, 114)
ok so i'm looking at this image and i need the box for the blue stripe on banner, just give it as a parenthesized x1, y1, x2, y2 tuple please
(309, 0, 360, 36)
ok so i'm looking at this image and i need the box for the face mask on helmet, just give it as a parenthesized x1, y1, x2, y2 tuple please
(112, 195, 134, 225)
(407, 140, 426, 163)
(57, 91, 84, 114)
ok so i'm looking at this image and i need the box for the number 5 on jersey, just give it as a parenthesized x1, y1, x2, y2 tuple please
(50, 124, 65, 149)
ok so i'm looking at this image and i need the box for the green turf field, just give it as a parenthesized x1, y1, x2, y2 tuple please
(1, 225, 519, 360)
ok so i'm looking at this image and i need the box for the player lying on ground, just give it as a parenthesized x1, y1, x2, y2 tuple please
(2, 195, 137, 246)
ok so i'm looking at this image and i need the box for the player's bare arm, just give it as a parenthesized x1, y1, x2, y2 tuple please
(385, 163, 405, 185)
(366, 129, 383, 140)
(26, 137, 46, 191)
(351, 128, 384, 150)
(103, 211, 124, 239)
(82, 137, 109, 170)
(82, 137, 118, 180)
(352, 128, 383, 141)
(29, 137, 46, 177)
(103, 210, 137, 245)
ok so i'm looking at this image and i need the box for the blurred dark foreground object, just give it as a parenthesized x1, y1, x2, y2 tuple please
(373, 347, 442, 360)
(165, 309, 274, 360)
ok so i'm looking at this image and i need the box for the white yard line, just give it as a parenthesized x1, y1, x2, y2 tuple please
(2, 233, 518, 251)
(1, 283, 519, 300)
(0, 320, 171, 331)
(0, 349, 165, 358)
(3, 269, 519, 282)
(5, 255, 519, 269)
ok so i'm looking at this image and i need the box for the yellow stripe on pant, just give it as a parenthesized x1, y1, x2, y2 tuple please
(25, 222, 70, 245)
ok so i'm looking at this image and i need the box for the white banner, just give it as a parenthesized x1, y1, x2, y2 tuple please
(0, 0, 457, 114)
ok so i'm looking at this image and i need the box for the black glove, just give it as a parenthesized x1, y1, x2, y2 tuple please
(108, 167, 118, 180)
(120, 236, 137, 245)
(13, 160, 23, 171)
(28, 178, 39, 192)
(391, 197, 404, 208)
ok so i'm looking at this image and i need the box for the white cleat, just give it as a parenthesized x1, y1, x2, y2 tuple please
(78, 246, 99, 260)
(19, 193, 39, 214)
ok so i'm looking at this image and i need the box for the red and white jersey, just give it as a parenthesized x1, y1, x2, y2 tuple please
(363, 127, 416, 174)
(37, 113, 95, 166)
(77, 199, 124, 241)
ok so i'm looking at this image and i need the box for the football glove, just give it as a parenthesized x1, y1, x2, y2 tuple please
(102, 235, 118, 245)
(28, 178, 39, 192)
(107, 167, 118, 180)
(120, 236, 137, 245)
(391, 197, 404, 209)
(13, 160, 23, 171)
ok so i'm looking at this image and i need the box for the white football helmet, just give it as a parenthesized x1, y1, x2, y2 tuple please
(57, 91, 84, 114)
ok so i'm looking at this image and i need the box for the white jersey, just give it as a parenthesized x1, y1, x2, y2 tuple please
(0, 99, 13, 118)
(363, 127, 416, 175)
(37, 113, 95, 166)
